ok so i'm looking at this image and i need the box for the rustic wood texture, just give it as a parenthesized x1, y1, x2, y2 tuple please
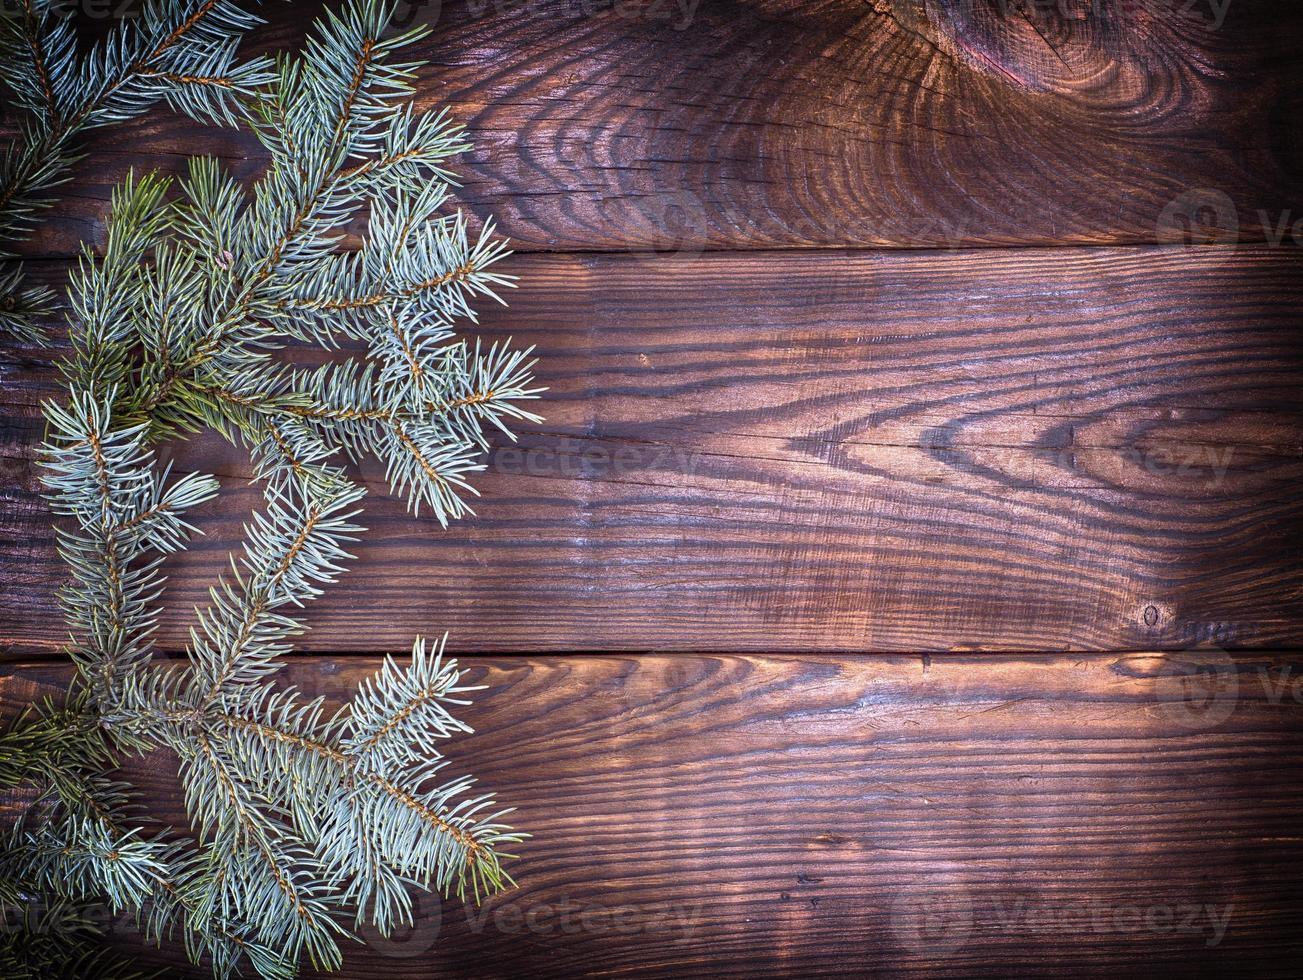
(7, 0, 1303, 255)
(3, 245, 1301, 654)
(4, 652, 1303, 978)
(4, 0, 1302, 975)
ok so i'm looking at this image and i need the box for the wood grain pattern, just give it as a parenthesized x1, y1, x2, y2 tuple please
(2, 4, 1300, 975)
(7, 0, 1302, 255)
(3, 244, 1300, 655)
(4, 652, 1303, 977)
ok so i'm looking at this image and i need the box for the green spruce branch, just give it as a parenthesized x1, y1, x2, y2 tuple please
(0, 0, 278, 345)
(1, 1, 543, 976)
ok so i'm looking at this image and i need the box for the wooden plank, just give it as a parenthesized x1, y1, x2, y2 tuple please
(3, 244, 1300, 654)
(3, 651, 1303, 976)
(7, 0, 1302, 255)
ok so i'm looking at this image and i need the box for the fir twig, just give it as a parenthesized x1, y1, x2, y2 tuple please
(0, 0, 277, 344)
(4, 2, 542, 976)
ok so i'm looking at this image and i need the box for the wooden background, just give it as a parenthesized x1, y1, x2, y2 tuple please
(3, 0, 1302, 975)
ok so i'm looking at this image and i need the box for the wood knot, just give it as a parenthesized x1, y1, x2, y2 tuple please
(879, 0, 1133, 96)
(1136, 601, 1174, 633)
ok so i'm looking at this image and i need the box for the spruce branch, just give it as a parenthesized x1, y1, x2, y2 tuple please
(0, 0, 276, 344)
(7, 1, 541, 975)
(43, 388, 221, 700)
(0, 898, 162, 979)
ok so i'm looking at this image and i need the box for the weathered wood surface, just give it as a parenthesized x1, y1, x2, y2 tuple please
(7, 0, 1303, 255)
(4, 652, 1302, 977)
(3, 244, 1300, 655)
(3, 1, 1302, 975)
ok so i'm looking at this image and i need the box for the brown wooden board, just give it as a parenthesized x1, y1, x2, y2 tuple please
(5, 0, 1302, 256)
(3, 652, 1303, 977)
(3, 1, 1301, 975)
(3, 245, 1300, 655)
